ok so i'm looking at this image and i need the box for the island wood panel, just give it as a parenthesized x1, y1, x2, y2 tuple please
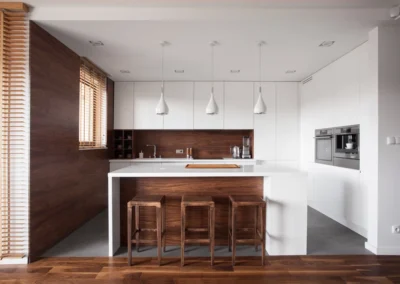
(120, 177, 263, 245)
(29, 22, 113, 260)
(133, 130, 254, 159)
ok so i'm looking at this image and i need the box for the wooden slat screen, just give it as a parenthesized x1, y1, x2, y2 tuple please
(79, 59, 107, 149)
(0, 9, 29, 260)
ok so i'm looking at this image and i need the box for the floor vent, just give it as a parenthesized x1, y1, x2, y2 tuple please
(302, 76, 313, 85)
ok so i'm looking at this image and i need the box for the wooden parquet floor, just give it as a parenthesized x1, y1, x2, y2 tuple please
(1, 256, 400, 283)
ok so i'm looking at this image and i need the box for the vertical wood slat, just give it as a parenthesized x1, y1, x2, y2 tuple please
(79, 60, 107, 149)
(0, 8, 28, 260)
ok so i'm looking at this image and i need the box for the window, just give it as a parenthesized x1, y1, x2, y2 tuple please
(0, 8, 29, 260)
(79, 58, 107, 149)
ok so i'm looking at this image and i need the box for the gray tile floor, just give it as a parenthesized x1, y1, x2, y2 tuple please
(307, 207, 371, 255)
(42, 207, 371, 257)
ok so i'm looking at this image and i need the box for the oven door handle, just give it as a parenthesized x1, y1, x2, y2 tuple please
(314, 135, 333, 139)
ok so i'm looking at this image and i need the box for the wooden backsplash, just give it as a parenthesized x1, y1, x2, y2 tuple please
(133, 130, 253, 159)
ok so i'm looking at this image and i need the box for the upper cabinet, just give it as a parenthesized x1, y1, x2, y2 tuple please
(224, 82, 254, 129)
(163, 82, 194, 129)
(114, 82, 134, 129)
(133, 82, 164, 129)
(193, 82, 224, 129)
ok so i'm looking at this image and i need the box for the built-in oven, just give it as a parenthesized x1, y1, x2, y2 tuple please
(333, 125, 360, 170)
(315, 128, 334, 166)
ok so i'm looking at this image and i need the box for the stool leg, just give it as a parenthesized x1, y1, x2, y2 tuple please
(232, 206, 236, 266)
(228, 199, 231, 252)
(181, 204, 185, 267)
(260, 205, 266, 266)
(135, 206, 140, 252)
(255, 206, 258, 251)
(127, 206, 132, 266)
(156, 206, 162, 266)
(208, 207, 211, 253)
(210, 206, 215, 266)
(162, 201, 166, 253)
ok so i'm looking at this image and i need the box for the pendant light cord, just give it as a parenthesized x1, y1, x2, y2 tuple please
(161, 43, 164, 92)
(259, 42, 262, 93)
(211, 43, 214, 91)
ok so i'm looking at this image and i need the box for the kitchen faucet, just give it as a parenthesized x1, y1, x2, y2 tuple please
(146, 144, 157, 158)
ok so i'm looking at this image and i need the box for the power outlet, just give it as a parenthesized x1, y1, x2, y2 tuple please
(392, 225, 400, 234)
(176, 149, 184, 154)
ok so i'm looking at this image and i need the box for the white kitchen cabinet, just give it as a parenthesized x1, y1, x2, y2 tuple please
(133, 82, 164, 129)
(224, 82, 254, 129)
(163, 82, 194, 129)
(193, 82, 224, 129)
(253, 82, 276, 160)
(276, 82, 299, 161)
(114, 82, 134, 129)
(109, 162, 131, 172)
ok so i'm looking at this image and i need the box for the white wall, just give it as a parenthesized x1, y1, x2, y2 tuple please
(368, 25, 400, 255)
(299, 43, 370, 237)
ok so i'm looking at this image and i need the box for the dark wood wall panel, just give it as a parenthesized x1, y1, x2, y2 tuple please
(29, 22, 114, 259)
(120, 177, 263, 245)
(133, 130, 253, 159)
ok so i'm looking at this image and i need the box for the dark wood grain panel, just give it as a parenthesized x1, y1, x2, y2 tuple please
(120, 177, 263, 246)
(133, 130, 253, 159)
(29, 22, 114, 260)
(3, 256, 400, 281)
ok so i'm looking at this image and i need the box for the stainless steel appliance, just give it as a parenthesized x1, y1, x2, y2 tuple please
(232, 146, 241, 159)
(314, 128, 334, 166)
(315, 125, 360, 170)
(333, 125, 360, 170)
(242, 136, 252, 159)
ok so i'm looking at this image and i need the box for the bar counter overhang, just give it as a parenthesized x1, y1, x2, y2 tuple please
(108, 163, 308, 256)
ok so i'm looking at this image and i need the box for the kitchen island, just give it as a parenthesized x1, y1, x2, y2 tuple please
(108, 163, 308, 256)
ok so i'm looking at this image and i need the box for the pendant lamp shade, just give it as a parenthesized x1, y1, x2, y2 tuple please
(206, 87, 218, 115)
(206, 41, 218, 115)
(254, 86, 267, 114)
(156, 41, 169, 115)
(156, 84, 169, 115)
(254, 41, 267, 114)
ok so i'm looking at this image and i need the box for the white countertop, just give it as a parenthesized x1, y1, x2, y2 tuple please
(108, 163, 304, 178)
(110, 158, 256, 163)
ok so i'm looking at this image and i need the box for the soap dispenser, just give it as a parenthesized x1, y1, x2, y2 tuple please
(139, 151, 144, 159)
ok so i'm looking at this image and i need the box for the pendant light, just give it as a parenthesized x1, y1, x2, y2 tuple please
(156, 41, 169, 115)
(206, 41, 218, 115)
(254, 41, 267, 114)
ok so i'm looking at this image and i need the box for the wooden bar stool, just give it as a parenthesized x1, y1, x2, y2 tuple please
(228, 195, 266, 266)
(127, 195, 166, 266)
(181, 196, 215, 267)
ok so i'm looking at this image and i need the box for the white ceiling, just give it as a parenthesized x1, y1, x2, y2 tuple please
(24, 0, 400, 81)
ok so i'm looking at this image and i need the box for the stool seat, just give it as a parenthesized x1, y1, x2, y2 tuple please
(182, 195, 214, 206)
(229, 195, 265, 206)
(128, 195, 164, 207)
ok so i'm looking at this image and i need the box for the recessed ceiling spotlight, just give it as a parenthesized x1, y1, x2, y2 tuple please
(230, 69, 240, 73)
(120, 70, 130, 74)
(319, 41, 335, 47)
(174, 70, 184, 73)
(286, 70, 296, 74)
(89, 40, 104, 47)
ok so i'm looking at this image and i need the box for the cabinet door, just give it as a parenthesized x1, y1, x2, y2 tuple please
(133, 82, 164, 129)
(193, 82, 224, 129)
(114, 82, 134, 129)
(253, 82, 276, 160)
(276, 82, 299, 161)
(163, 82, 194, 129)
(224, 82, 254, 129)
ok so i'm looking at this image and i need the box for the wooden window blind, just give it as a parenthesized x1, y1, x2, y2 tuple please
(79, 58, 107, 149)
(0, 8, 29, 260)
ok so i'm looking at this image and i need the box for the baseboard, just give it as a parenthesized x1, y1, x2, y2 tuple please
(365, 242, 400, 255)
